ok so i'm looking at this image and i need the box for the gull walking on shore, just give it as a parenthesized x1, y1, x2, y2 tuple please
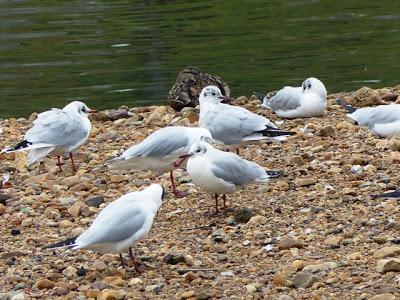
(198, 86, 295, 149)
(43, 184, 165, 272)
(180, 141, 282, 213)
(2, 101, 96, 172)
(101, 126, 213, 197)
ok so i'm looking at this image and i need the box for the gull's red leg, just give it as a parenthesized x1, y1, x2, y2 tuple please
(214, 194, 219, 213)
(169, 171, 186, 198)
(56, 155, 63, 172)
(69, 153, 77, 172)
(223, 194, 227, 213)
(129, 247, 140, 273)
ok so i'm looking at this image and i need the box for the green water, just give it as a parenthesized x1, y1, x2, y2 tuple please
(0, 0, 399, 118)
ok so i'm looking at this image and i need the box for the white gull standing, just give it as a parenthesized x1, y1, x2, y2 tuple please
(2, 101, 96, 172)
(180, 141, 282, 213)
(101, 126, 213, 197)
(339, 101, 400, 138)
(43, 184, 165, 272)
(260, 77, 327, 118)
(198, 86, 295, 150)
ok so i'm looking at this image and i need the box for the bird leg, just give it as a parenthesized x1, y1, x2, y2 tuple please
(214, 194, 219, 213)
(69, 152, 77, 173)
(169, 171, 186, 198)
(56, 156, 63, 172)
(129, 247, 140, 273)
(119, 253, 126, 268)
(222, 194, 227, 213)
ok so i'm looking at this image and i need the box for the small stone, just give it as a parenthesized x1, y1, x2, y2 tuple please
(93, 261, 107, 271)
(184, 254, 194, 266)
(97, 289, 126, 300)
(35, 279, 55, 289)
(245, 284, 257, 293)
(287, 155, 303, 166)
(303, 262, 338, 273)
(196, 291, 212, 300)
(164, 252, 185, 264)
(96, 132, 121, 143)
(181, 290, 195, 299)
(62, 176, 81, 188)
(374, 247, 400, 259)
(76, 266, 87, 276)
(277, 296, 295, 300)
(62, 266, 77, 278)
(377, 258, 400, 273)
(210, 245, 227, 253)
(103, 276, 124, 286)
(89, 112, 108, 122)
(346, 252, 362, 260)
(295, 178, 316, 187)
(316, 125, 337, 137)
(69, 182, 91, 192)
(234, 208, 254, 223)
(11, 229, 20, 236)
(59, 220, 73, 228)
(369, 294, 396, 300)
(128, 278, 143, 286)
(110, 175, 127, 183)
(68, 203, 82, 217)
(86, 289, 100, 298)
(92, 279, 108, 291)
(85, 196, 105, 207)
(324, 236, 342, 249)
(145, 284, 159, 293)
(59, 197, 76, 205)
(277, 238, 304, 250)
(106, 109, 129, 121)
(292, 272, 318, 288)
(248, 215, 267, 225)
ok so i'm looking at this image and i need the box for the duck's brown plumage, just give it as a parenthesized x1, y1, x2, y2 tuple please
(167, 66, 230, 111)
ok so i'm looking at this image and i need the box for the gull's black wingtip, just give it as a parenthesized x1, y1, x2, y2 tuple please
(253, 91, 266, 102)
(371, 191, 400, 199)
(42, 236, 77, 250)
(336, 98, 357, 113)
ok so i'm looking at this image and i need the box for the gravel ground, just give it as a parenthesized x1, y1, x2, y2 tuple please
(1, 86, 400, 300)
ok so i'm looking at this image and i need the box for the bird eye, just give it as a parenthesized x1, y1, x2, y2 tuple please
(308, 83, 311, 89)
(196, 149, 201, 153)
(212, 92, 216, 96)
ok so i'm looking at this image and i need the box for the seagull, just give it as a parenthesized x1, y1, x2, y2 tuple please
(198, 86, 295, 150)
(2, 101, 96, 172)
(100, 126, 213, 197)
(43, 184, 165, 272)
(179, 141, 282, 213)
(337, 99, 400, 137)
(259, 77, 327, 118)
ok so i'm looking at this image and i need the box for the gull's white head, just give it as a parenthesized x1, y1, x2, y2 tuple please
(196, 127, 213, 144)
(64, 101, 97, 115)
(187, 141, 211, 158)
(199, 86, 225, 104)
(147, 183, 166, 201)
(301, 78, 327, 98)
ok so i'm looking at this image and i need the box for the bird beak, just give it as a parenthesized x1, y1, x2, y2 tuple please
(87, 109, 98, 113)
(178, 153, 191, 159)
(218, 95, 231, 104)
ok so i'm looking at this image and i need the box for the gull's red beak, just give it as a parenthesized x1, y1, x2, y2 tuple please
(218, 95, 231, 104)
(178, 154, 190, 159)
(87, 109, 98, 113)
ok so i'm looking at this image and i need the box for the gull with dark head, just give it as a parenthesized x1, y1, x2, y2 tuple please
(43, 184, 165, 272)
(260, 77, 327, 118)
(180, 141, 282, 213)
(100, 126, 213, 197)
(2, 101, 96, 172)
(199, 86, 295, 149)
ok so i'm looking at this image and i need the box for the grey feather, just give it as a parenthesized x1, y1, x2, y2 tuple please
(211, 154, 266, 186)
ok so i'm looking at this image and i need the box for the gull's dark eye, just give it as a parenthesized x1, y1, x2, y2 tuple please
(196, 149, 201, 153)
(307, 83, 311, 89)
(212, 92, 216, 96)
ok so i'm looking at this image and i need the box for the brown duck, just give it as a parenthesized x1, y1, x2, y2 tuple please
(167, 66, 231, 111)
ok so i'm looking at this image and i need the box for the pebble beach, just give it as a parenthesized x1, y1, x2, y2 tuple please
(2, 85, 400, 299)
